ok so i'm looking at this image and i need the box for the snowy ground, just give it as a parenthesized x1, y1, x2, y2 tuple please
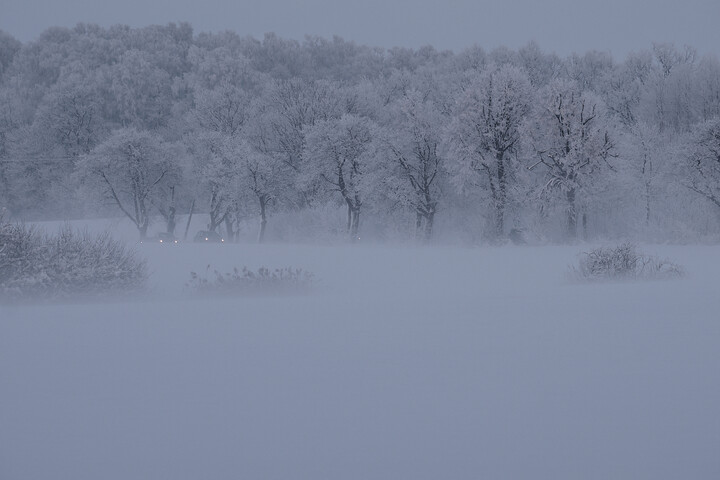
(1, 231, 719, 479)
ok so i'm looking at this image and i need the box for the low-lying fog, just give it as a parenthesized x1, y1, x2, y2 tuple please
(2, 219, 719, 480)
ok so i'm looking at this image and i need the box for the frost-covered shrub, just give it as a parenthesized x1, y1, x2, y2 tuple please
(571, 243, 683, 281)
(0, 222, 147, 301)
(187, 266, 314, 295)
(0, 222, 42, 290)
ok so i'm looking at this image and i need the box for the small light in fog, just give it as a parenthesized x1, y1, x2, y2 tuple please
(205, 237, 209, 241)
(159, 239, 163, 243)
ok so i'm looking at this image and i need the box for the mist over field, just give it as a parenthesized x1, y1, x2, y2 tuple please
(1, 20, 720, 480)
(2, 221, 720, 479)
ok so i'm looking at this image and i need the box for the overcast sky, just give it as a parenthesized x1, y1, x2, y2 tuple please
(2, 0, 719, 59)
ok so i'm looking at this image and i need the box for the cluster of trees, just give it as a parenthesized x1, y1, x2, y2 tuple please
(1, 23, 720, 243)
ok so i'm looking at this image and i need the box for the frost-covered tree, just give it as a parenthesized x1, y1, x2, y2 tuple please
(640, 43, 698, 133)
(220, 133, 289, 243)
(0, 30, 21, 81)
(241, 107, 295, 243)
(110, 50, 173, 129)
(601, 50, 653, 127)
(684, 117, 720, 212)
(186, 71, 253, 238)
(31, 63, 106, 159)
(187, 41, 262, 133)
(14, 76, 104, 216)
(263, 78, 346, 173)
(379, 86, 448, 240)
(3, 25, 720, 242)
(243, 148, 279, 243)
(187, 42, 263, 91)
(184, 130, 239, 235)
(0, 88, 22, 213)
(528, 80, 615, 239)
(517, 41, 561, 88)
(563, 50, 613, 93)
(624, 122, 668, 227)
(193, 85, 249, 136)
(0, 59, 106, 217)
(253, 78, 348, 213)
(78, 128, 183, 238)
(695, 55, 720, 122)
(304, 114, 375, 238)
(446, 64, 532, 238)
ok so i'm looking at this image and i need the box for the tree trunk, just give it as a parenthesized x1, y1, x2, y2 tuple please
(208, 189, 224, 232)
(258, 197, 267, 244)
(350, 208, 360, 240)
(138, 199, 149, 239)
(224, 215, 236, 243)
(346, 203, 352, 234)
(496, 153, 506, 238)
(166, 186, 176, 234)
(209, 211, 221, 232)
(494, 203, 504, 240)
(166, 206, 176, 235)
(138, 220, 149, 240)
(566, 188, 577, 239)
(424, 211, 434, 241)
(415, 212, 423, 239)
(184, 199, 195, 241)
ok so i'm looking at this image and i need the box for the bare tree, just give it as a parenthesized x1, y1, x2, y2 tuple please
(684, 117, 720, 211)
(78, 129, 182, 239)
(382, 89, 446, 240)
(528, 80, 615, 239)
(446, 64, 532, 239)
(240, 109, 295, 243)
(625, 122, 668, 227)
(304, 114, 375, 239)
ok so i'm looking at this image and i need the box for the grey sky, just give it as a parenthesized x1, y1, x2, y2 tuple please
(2, 0, 719, 59)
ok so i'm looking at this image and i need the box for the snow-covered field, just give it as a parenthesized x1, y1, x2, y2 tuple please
(1, 226, 719, 479)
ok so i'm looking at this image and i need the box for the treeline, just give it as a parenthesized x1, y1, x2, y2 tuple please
(1, 23, 719, 243)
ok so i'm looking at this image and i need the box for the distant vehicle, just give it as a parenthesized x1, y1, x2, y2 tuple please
(194, 230, 225, 243)
(140, 232, 179, 244)
(156, 232, 179, 244)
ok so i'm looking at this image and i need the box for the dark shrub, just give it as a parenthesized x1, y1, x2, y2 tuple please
(571, 243, 683, 281)
(1, 222, 147, 301)
(187, 266, 314, 296)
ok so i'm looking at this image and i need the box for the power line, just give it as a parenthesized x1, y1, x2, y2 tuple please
(0, 156, 79, 164)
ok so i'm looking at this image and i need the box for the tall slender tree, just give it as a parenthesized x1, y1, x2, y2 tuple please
(446, 64, 532, 239)
(528, 80, 615, 239)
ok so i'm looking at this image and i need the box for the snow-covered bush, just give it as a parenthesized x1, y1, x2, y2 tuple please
(0, 222, 147, 301)
(187, 266, 314, 295)
(571, 243, 683, 281)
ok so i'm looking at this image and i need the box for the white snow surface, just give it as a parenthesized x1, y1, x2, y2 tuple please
(1, 227, 719, 479)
